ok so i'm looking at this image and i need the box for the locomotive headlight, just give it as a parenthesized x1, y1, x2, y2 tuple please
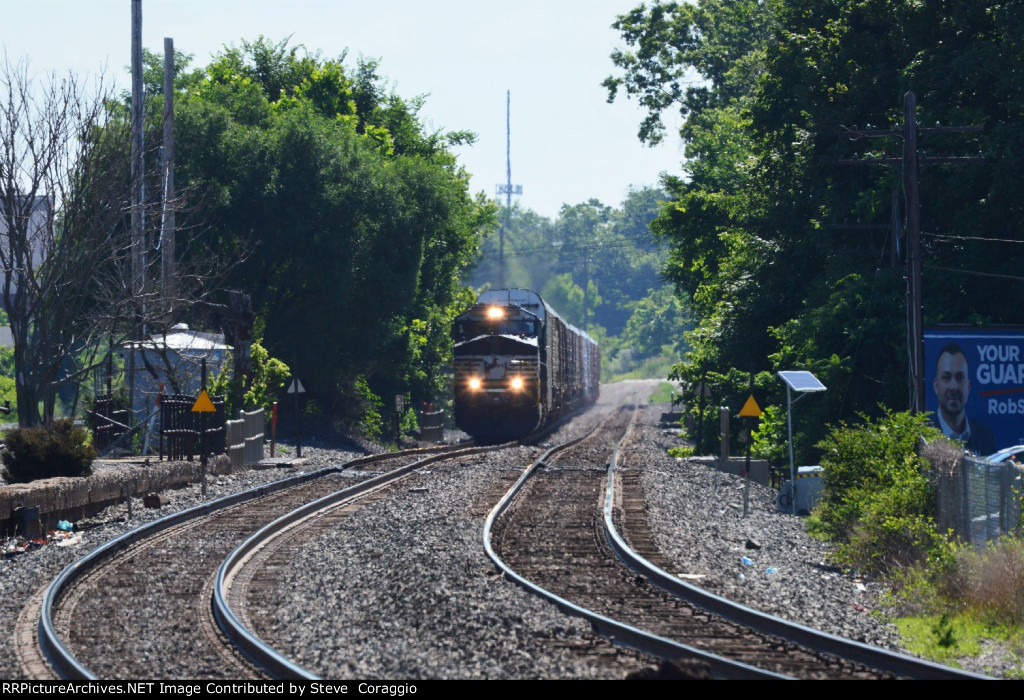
(510, 376, 524, 391)
(468, 377, 482, 391)
(486, 306, 504, 319)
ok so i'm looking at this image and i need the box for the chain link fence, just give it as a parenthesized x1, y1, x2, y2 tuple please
(933, 441, 1023, 545)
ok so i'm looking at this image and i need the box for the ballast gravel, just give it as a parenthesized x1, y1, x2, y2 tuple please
(254, 381, 659, 680)
(262, 447, 651, 679)
(633, 414, 1017, 679)
(630, 418, 903, 648)
(0, 380, 1012, 679)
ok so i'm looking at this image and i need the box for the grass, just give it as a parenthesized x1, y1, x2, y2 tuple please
(647, 381, 679, 404)
(886, 536, 1024, 676)
(604, 353, 678, 383)
(896, 611, 1024, 673)
(896, 613, 982, 665)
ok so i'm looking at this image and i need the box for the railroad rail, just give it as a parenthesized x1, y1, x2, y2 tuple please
(484, 407, 782, 680)
(34, 443, 491, 680)
(213, 445, 501, 679)
(485, 405, 985, 679)
(603, 408, 990, 679)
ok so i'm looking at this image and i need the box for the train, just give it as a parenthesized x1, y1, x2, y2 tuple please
(451, 288, 600, 440)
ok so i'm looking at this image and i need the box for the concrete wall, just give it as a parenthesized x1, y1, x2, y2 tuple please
(683, 455, 771, 487)
(1, 455, 232, 535)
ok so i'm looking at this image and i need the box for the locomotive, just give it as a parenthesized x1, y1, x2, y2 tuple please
(451, 288, 600, 440)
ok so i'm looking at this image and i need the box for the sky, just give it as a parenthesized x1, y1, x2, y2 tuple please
(1, 0, 687, 219)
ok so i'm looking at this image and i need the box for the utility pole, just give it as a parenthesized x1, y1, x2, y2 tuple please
(130, 0, 144, 303)
(495, 90, 522, 289)
(903, 92, 924, 415)
(129, 0, 143, 432)
(161, 37, 176, 316)
(838, 92, 982, 413)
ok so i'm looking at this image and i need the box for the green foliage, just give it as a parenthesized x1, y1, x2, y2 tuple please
(606, 0, 1024, 450)
(0, 346, 18, 423)
(1, 418, 96, 483)
(751, 405, 786, 466)
(540, 273, 590, 328)
(211, 342, 291, 417)
(933, 613, 957, 649)
(808, 409, 950, 574)
(670, 363, 776, 455)
(622, 286, 691, 358)
(169, 37, 491, 430)
(667, 445, 695, 458)
(467, 188, 682, 378)
(647, 381, 679, 404)
(352, 375, 384, 442)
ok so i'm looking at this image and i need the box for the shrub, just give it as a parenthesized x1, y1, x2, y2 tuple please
(939, 537, 1024, 624)
(808, 408, 949, 575)
(751, 405, 787, 466)
(211, 341, 291, 417)
(1, 418, 96, 483)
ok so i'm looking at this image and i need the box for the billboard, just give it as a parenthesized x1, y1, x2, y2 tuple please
(925, 328, 1024, 455)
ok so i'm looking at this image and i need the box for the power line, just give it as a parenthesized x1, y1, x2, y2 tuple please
(924, 264, 1024, 284)
(924, 232, 1024, 245)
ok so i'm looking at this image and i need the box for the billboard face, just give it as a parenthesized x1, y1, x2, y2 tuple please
(925, 329, 1024, 455)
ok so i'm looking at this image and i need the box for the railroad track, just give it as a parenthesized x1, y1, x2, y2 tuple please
(485, 404, 989, 679)
(213, 445, 503, 678)
(31, 443, 491, 680)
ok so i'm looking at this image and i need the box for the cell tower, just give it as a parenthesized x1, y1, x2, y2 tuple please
(495, 90, 522, 288)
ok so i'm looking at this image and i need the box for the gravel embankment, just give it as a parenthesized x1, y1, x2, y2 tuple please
(630, 417, 901, 648)
(0, 442, 363, 680)
(635, 410, 1013, 679)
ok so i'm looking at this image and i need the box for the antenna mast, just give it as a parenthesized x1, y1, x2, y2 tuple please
(495, 90, 522, 288)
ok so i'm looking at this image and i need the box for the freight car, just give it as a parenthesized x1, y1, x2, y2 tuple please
(451, 288, 600, 440)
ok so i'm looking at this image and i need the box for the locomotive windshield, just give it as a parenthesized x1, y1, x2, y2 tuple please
(452, 304, 540, 341)
(453, 319, 537, 340)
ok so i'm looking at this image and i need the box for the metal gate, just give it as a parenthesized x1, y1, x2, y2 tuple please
(158, 393, 226, 461)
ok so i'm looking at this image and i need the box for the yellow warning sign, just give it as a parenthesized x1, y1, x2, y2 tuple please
(738, 394, 762, 418)
(191, 389, 216, 413)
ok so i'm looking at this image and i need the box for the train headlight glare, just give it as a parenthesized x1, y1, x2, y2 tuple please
(468, 377, 482, 390)
(510, 376, 524, 390)
(486, 306, 504, 319)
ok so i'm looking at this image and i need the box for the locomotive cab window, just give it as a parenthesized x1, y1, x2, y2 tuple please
(452, 317, 538, 340)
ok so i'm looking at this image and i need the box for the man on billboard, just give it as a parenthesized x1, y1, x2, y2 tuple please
(932, 342, 996, 455)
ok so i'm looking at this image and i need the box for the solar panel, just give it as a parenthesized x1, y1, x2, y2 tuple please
(777, 370, 826, 393)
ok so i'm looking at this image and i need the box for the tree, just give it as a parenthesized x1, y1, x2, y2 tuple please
(1, 54, 227, 427)
(607, 1, 1024, 452)
(168, 38, 492, 430)
(0, 60, 135, 426)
